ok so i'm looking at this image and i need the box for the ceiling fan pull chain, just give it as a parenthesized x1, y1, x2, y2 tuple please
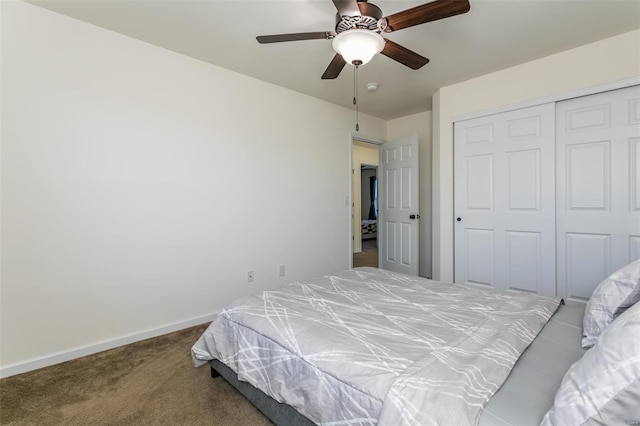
(354, 64, 359, 131)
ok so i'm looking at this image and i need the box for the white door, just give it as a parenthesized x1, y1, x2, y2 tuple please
(379, 135, 419, 275)
(454, 104, 556, 295)
(556, 85, 640, 302)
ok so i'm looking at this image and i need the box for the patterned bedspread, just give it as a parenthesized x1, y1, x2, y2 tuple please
(192, 267, 560, 425)
(361, 219, 377, 236)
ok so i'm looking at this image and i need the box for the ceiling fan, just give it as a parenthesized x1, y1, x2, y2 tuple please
(256, 0, 470, 79)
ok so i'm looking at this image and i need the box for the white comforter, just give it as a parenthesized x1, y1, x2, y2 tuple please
(192, 267, 559, 425)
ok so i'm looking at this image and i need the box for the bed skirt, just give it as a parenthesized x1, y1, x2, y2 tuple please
(210, 359, 314, 426)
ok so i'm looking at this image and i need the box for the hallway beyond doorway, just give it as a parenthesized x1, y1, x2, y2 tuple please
(353, 239, 378, 268)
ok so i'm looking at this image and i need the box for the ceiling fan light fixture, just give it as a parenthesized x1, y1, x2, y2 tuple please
(332, 29, 385, 66)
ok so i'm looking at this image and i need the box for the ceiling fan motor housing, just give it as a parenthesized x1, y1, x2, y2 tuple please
(335, 2, 384, 34)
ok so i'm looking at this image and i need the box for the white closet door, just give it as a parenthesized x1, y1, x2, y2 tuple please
(556, 85, 640, 302)
(454, 103, 556, 295)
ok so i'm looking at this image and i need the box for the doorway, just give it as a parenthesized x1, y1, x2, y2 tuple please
(350, 135, 420, 275)
(351, 139, 381, 268)
(354, 165, 379, 267)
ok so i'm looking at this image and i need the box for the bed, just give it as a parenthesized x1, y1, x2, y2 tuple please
(361, 220, 377, 240)
(191, 266, 640, 425)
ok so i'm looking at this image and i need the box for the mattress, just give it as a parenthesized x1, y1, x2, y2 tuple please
(192, 267, 565, 425)
(479, 303, 586, 425)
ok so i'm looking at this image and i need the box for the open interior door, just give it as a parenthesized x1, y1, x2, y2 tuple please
(379, 135, 419, 276)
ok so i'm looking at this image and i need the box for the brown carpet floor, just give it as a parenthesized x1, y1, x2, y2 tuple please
(0, 325, 272, 426)
(353, 238, 378, 268)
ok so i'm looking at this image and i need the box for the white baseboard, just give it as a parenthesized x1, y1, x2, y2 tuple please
(0, 313, 218, 379)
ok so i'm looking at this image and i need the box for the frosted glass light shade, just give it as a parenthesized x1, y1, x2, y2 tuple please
(332, 29, 385, 66)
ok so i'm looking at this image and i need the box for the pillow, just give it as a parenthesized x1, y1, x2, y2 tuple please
(541, 300, 640, 426)
(582, 259, 640, 348)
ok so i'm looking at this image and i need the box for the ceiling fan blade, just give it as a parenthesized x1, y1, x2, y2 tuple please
(384, 0, 470, 32)
(321, 54, 347, 79)
(381, 39, 429, 70)
(332, 0, 361, 17)
(256, 32, 333, 44)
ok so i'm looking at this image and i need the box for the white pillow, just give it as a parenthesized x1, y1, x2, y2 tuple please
(582, 259, 640, 348)
(541, 300, 640, 425)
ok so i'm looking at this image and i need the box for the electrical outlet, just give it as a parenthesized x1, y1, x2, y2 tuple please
(247, 270, 254, 282)
(279, 265, 286, 277)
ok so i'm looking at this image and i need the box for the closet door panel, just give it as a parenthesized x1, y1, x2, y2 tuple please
(455, 104, 556, 295)
(565, 233, 611, 299)
(464, 229, 494, 286)
(506, 231, 542, 293)
(631, 138, 640, 210)
(631, 236, 640, 260)
(557, 85, 640, 302)
(566, 141, 610, 210)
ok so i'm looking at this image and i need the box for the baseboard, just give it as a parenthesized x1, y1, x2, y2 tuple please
(0, 312, 218, 379)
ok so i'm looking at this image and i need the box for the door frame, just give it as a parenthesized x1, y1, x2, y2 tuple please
(348, 133, 385, 268)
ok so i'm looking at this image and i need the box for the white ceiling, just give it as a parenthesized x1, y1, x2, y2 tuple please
(29, 0, 640, 120)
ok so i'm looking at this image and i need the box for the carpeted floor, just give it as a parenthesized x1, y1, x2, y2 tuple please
(0, 325, 272, 425)
(353, 238, 378, 268)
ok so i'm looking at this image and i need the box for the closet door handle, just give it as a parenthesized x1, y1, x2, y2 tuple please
(456, 217, 462, 222)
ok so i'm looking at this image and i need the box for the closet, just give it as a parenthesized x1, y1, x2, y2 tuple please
(454, 85, 640, 302)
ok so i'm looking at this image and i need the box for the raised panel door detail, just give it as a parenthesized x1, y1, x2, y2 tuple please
(506, 231, 541, 293)
(632, 138, 640, 211)
(631, 236, 640, 261)
(386, 147, 397, 163)
(401, 166, 412, 209)
(507, 149, 540, 211)
(506, 116, 541, 140)
(386, 222, 397, 262)
(401, 223, 412, 266)
(566, 103, 611, 133)
(466, 154, 493, 210)
(566, 141, 610, 210)
(566, 233, 610, 300)
(386, 169, 397, 209)
(401, 145, 412, 160)
(465, 229, 494, 286)
(630, 98, 640, 125)
(466, 124, 494, 145)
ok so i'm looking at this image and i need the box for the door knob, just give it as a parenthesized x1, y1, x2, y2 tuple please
(410, 214, 416, 219)
(456, 217, 462, 222)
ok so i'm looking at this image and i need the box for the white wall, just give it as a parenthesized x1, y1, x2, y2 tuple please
(0, 1, 386, 375)
(432, 30, 640, 282)
(387, 111, 432, 278)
